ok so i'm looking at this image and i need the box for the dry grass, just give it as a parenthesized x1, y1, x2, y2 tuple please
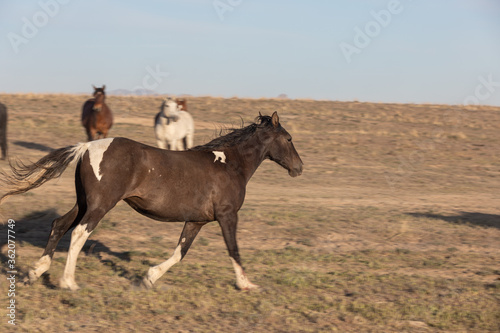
(0, 93, 499, 332)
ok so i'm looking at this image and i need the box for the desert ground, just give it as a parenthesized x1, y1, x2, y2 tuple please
(0, 93, 499, 332)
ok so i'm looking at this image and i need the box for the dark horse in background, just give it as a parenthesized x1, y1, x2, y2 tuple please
(0, 112, 303, 291)
(81, 85, 113, 141)
(0, 102, 7, 160)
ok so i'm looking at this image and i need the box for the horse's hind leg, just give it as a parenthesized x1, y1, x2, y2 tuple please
(59, 206, 110, 290)
(142, 222, 206, 289)
(28, 204, 81, 284)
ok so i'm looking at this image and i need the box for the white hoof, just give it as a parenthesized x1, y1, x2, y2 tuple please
(28, 255, 52, 284)
(60, 277, 80, 291)
(141, 277, 154, 290)
(238, 281, 260, 291)
(28, 270, 39, 284)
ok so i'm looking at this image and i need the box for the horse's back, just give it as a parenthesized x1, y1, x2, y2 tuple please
(80, 137, 217, 200)
(94, 138, 222, 221)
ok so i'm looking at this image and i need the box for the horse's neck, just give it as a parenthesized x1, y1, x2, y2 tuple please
(228, 135, 269, 183)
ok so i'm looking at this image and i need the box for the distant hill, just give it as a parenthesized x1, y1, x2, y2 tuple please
(108, 89, 159, 96)
(107, 89, 194, 97)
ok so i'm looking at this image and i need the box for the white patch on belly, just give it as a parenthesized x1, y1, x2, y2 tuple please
(213, 151, 226, 164)
(88, 138, 114, 181)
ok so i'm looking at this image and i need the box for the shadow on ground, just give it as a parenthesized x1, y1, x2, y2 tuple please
(408, 212, 500, 229)
(0, 209, 133, 286)
(13, 140, 54, 153)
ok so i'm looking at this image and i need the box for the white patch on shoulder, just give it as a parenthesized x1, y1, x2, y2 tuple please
(88, 138, 114, 181)
(213, 151, 226, 164)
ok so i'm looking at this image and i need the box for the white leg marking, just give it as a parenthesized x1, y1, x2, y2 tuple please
(213, 151, 226, 164)
(230, 258, 259, 290)
(28, 255, 52, 283)
(60, 224, 92, 291)
(143, 245, 182, 288)
(88, 138, 114, 181)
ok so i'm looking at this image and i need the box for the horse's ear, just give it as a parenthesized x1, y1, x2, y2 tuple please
(102, 85, 106, 90)
(271, 111, 279, 128)
(92, 85, 96, 90)
(259, 111, 263, 117)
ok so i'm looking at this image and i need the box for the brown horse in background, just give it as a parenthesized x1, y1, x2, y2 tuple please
(81, 85, 113, 141)
(0, 102, 7, 160)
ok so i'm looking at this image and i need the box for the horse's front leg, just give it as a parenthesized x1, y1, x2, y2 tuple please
(217, 211, 259, 290)
(169, 139, 178, 151)
(157, 139, 167, 150)
(142, 222, 206, 289)
(86, 128, 95, 141)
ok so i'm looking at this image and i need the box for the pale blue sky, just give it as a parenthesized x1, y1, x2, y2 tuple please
(1, 0, 500, 106)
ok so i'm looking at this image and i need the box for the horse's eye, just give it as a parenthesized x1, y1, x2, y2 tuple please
(287, 137, 292, 142)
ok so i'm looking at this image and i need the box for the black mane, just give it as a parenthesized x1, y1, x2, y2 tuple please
(191, 115, 273, 151)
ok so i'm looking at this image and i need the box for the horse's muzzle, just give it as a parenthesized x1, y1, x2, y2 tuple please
(288, 164, 303, 177)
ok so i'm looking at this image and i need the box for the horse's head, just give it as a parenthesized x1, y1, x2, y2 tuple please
(92, 85, 106, 111)
(161, 98, 179, 118)
(257, 112, 303, 177)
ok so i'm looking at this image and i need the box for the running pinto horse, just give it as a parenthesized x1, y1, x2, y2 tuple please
(81, 85, 113, 141)
(0, 112, 303, 291)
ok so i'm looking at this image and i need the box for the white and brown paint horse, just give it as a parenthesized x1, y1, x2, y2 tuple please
(0, 112, 303, 291)
(154, 98, 194, 150)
